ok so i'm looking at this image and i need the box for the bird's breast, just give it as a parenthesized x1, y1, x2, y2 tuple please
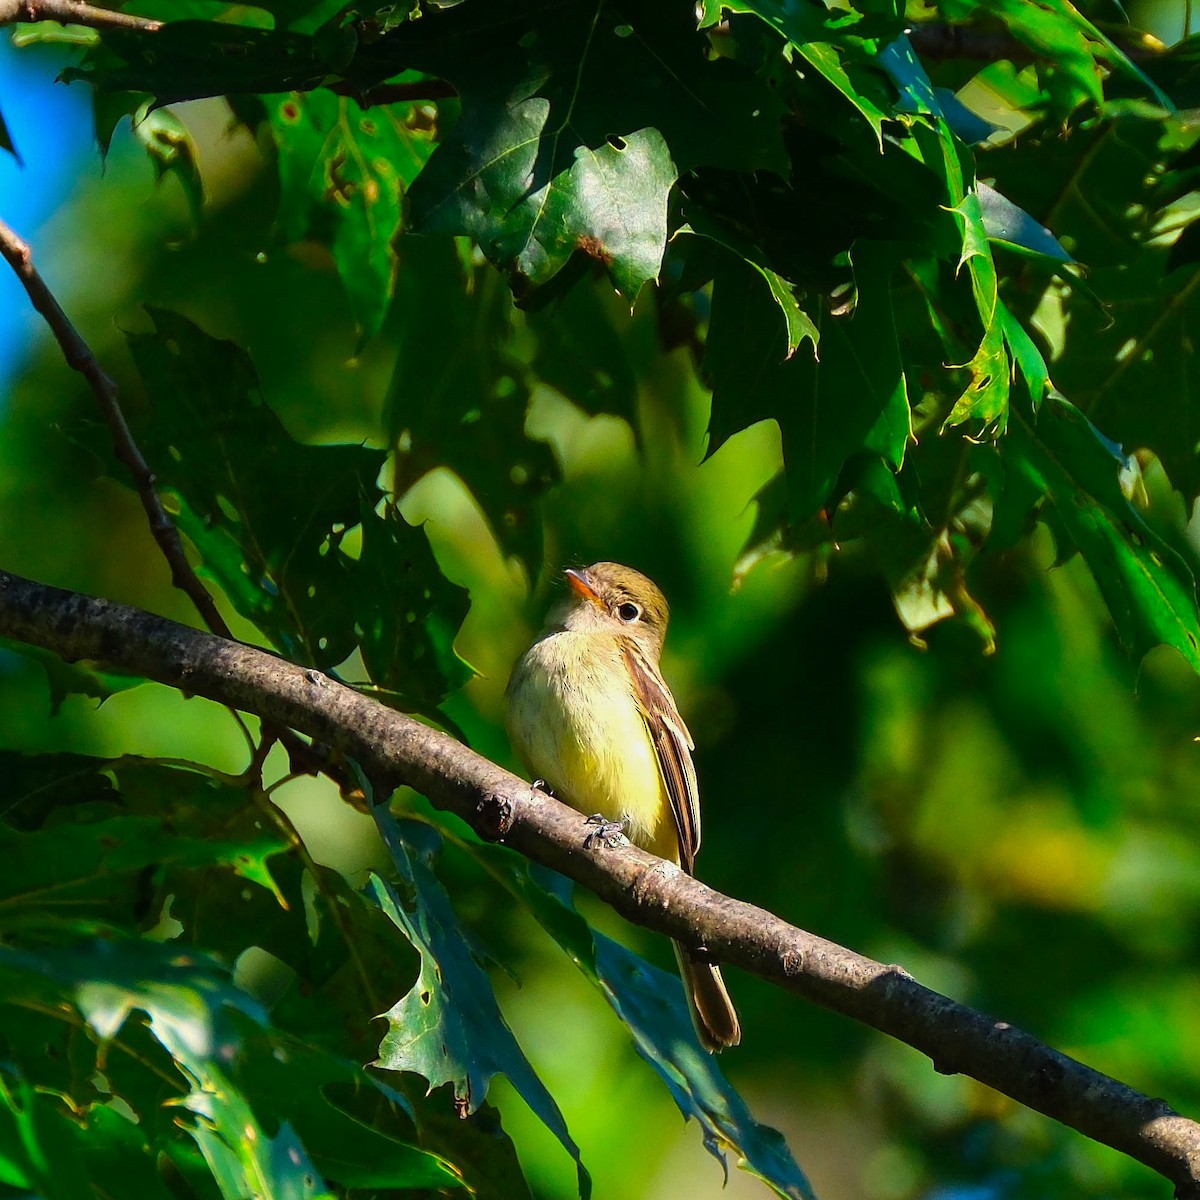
(506, 631, 669, 849)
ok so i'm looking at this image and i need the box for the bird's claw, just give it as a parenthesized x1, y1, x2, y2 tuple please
(584, 813, 628, 850)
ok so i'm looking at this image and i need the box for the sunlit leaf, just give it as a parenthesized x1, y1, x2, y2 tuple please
(132, 105, 204, 223)
(269, 92, 436, 342)
(1005, 397, 1200, 671)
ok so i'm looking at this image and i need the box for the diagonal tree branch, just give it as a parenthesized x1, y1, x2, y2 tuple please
(0, 0, 160, 30)
(0, 566, 1198, 1197)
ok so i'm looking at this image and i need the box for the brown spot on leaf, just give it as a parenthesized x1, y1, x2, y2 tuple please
(576, 234, 613, 266)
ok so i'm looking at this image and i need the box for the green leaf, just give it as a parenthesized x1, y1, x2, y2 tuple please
(410, 116, 675, 301)
(440, 829, 815, 1200)
(0, 639, 143, 714)
(1006, 396, 1200, 671)
(353, 504, 473, 703)
(398, 0, 785, 298)
(954, 0, 1171, 110)
(0, 937, 462, 1197)
(269, 92, 436, 342)
(133, 105, 204, 223)
(368, 817, 591, 1199)
(754, 265, 820, 359)
(386, 239, 560, 575)
(702, 0, 896, 141)
(706, 244, 911, 521)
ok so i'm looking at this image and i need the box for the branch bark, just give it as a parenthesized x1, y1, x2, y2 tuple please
(1, 568, 1198, 1195)
(0, 0, 160, 30)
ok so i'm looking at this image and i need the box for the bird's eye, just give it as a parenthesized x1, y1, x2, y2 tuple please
(616, 602, 641, 623)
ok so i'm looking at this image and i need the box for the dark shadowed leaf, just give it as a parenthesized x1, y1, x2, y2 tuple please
(353, 504, 473, 702)
(121, 308, 467, 703)
(386, 238, 560, 575)
(64, 21, 334, 104)
(397, 0, 785, 299)
(706, 245, 910, 521)
(125, 307, 384, 667)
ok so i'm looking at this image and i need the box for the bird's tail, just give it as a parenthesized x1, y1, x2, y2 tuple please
(674, 941, 741, 1052)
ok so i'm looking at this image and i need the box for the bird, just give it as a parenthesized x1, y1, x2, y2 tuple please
(505, 561, 740, 1051)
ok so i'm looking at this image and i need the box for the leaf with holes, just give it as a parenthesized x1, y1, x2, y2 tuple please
(397, 0, 785, 300)
(411, 116, 675, 301)
(124, 307, 384, 668)
(353, 504, 473, 704)
(270, 92, 437, 342)
(386, 238, 560, 574)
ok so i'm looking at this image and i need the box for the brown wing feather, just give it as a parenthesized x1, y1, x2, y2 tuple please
(620, 637, 700, 873)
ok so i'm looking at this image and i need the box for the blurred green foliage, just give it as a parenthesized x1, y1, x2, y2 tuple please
(5, 0, 1200, 1198)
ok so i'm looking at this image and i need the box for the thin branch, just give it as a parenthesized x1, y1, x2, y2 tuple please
(0, 220, 230, 639)
(1, 568, 1199, 1198)
(0, 217, 345, 788)
(0, 0, 160, 30)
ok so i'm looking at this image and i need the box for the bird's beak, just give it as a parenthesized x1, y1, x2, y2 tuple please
(564, 568, 603, 607)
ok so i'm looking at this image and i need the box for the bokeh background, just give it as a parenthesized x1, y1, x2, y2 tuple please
(6, 8, 1200, 1196)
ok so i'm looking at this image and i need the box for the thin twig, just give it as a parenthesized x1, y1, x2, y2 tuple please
(0, 0, 160, 31)
(1, 568, 1199, 1198)
(0, 217, 343, 789)
(0, 219, 232, 639)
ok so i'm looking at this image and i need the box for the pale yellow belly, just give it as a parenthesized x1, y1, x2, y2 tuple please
(506, 631, 675, 857)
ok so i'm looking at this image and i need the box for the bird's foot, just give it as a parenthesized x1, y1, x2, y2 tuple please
(531, 778, 555, 797)
(584, 813, 628, 850)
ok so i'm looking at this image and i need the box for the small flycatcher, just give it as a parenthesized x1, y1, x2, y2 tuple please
(506, 561, 740, 1051)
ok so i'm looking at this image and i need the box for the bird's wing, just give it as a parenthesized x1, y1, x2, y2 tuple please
(620, 637, 700, 873)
